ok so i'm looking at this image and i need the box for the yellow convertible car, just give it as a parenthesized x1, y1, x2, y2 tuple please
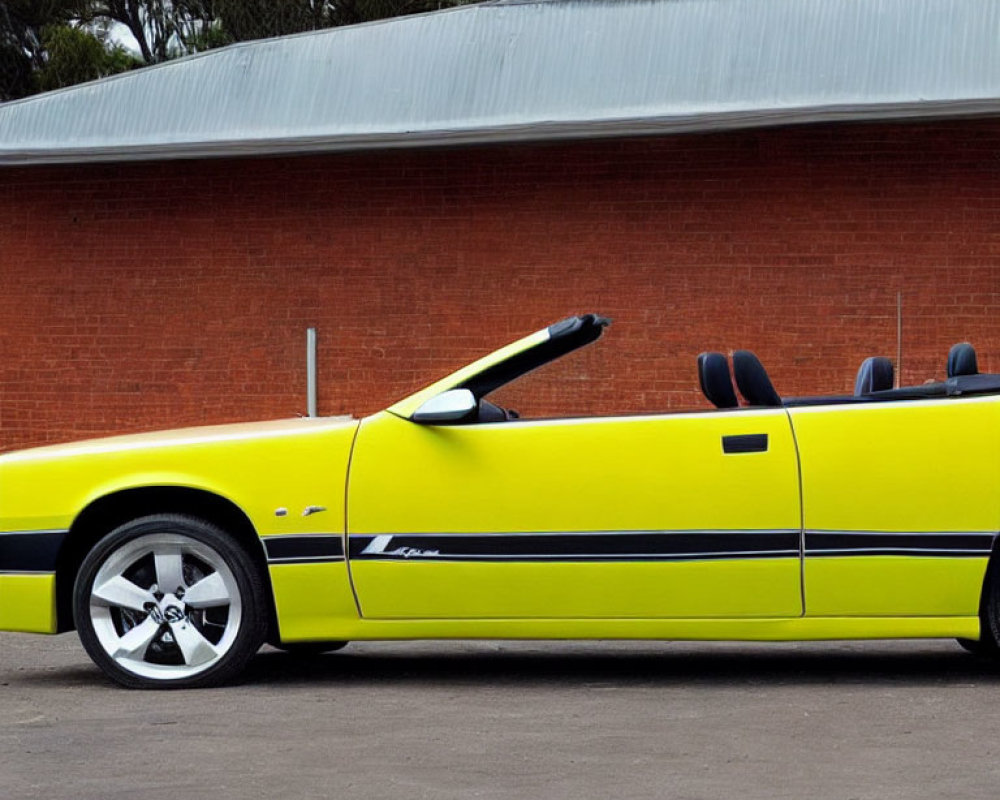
(1, 314, 998, 688)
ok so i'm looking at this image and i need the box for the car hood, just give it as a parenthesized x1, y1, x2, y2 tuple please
(0, 416, 357, 464)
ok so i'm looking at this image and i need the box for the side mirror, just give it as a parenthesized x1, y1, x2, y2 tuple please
(411, 389, 477, 424)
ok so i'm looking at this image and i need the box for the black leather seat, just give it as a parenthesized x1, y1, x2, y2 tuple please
(697, 352, 738, 409)
(947, 342, 978, 377)
(732, 350, 782, 407)
(854, 356, 894, 395)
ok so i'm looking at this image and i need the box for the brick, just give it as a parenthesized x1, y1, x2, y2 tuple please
(1, 119, 999, 450)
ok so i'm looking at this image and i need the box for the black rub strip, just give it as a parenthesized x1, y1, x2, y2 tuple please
(263, 535, 344, 562)
(348, 552, 797, 563)
(349, 531, 799, 560)
(0, 530, 67, 572)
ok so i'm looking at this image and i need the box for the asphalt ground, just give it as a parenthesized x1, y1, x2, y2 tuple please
(2, 633, 1000, 800)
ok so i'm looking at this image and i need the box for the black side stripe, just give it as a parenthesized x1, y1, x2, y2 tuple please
(349, 531, 800, 562)
(262, 534, 344, 564)
(3, 528, 987, 571)
(348, 529, 999, 563)
(805, 531, 995, 558)
(0, 530, 67, 573)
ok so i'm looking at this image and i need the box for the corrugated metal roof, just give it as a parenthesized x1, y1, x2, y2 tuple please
(3, 0, 1000, 165)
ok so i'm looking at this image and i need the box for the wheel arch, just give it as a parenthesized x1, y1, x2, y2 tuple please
(975, 536, 1000, 628)
(56, 486, 276, 637)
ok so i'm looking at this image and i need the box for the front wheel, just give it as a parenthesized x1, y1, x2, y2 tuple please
(73, 515, 267, 689)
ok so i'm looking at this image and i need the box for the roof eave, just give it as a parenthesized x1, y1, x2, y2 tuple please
(5, 99, 1000, 167)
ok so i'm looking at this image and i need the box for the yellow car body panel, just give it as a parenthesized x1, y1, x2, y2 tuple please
(0, 574, 57, 633)
(804, 557, 988, 617)
(348, 409, 803, 619)
(789, 398, 1000, 533)
(789, 397, 1000, 617)
(268, 563, 361, 642)
(0, 417, 358, 536)
(346, 560, 800, 620)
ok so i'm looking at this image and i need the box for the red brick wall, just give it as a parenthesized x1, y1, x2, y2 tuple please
(2, 120, 1000, 451)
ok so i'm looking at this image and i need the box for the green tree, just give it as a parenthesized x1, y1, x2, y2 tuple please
(0, 0, 76, 101)
(35, 24, 138, 92)
(80, 1, 218, 64)
(76, 1, 485, 66)
(211, 0, 483, 44)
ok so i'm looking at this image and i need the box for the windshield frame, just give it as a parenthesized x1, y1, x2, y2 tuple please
(386, 314, 610, 420)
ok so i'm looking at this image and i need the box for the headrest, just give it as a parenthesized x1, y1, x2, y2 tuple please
(732, 350, 782, 407)
(947, 342, 978, 377)
(697, 352, 738, 409)
(854, 356, 894, 395)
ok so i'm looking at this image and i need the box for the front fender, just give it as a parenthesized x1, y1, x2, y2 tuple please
(0, 418, 359, 537)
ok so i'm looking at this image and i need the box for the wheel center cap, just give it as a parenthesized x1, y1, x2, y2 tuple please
(149, 594, 185, 625)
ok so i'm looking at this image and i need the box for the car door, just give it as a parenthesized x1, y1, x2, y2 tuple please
(346, 407, 803, 619)
(788, 396, 1000, 617)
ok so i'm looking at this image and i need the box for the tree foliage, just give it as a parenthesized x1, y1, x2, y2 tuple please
(80, 1, 217, 64)
(0, 0, 76, 100)
(35, 23, 139, 93)
(214, 1, 481, 42)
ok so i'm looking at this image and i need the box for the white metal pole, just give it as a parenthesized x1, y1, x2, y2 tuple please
(895, 291, 902, 388)
(307, 327, 317, 417)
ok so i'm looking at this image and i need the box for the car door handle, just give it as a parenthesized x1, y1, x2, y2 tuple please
(722, 433, 769, 454)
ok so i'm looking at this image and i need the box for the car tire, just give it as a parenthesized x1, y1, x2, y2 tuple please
(956, 636, 998, 655)
(274, 641, 349, 656)
(967, 563, 1000, 657)
(73, 514, 267, 689)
